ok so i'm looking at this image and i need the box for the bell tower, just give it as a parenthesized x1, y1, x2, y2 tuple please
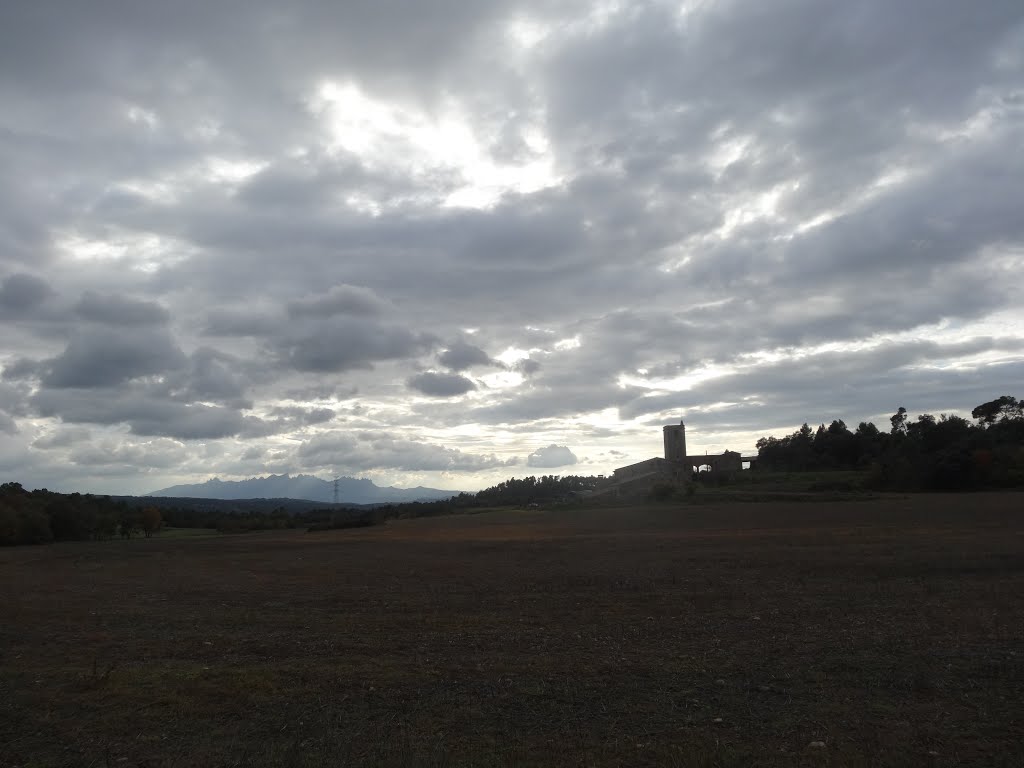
(663, 421, 687, 463)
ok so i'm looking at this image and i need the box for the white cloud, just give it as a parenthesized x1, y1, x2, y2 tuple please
(527, 444, 578, 468)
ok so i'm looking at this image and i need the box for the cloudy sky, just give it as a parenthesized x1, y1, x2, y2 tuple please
(1, 1, 1023, 495)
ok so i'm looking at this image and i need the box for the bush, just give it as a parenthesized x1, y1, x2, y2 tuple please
(648, 483, 677, 502)
(927, 447, 977, 490)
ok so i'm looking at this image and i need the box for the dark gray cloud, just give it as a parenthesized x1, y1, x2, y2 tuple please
(1, 357, 45, 382)
(287, 284, 390, 318)
(43, 328, 187, 388)
(241, 445, 264, 461)
(439, 339, 493, 371)
(0, 273, 53, 313)
(240, 405, 338, 438)
(0, 380, 30, 419)
(173, 348, 251, 405)
(408, 371, 477, 397)
(31, 387, 250, 440)
(514, 358, 542, 376)
(31, 426, 92, 449)
(526, 444, 577, 468)
(0, 409, 18, 434)
(75, 291, 170, 326)
(236, 157, 371, 211)
(1, 0, 1022, 493)
(297, 431, 518, 472)
(276, 317, 435, 373)
(202, 307, 281, 337)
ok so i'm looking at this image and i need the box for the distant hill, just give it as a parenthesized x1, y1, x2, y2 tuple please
(147, 474, 458, 505)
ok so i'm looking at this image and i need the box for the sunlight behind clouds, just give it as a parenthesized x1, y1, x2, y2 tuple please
(506, 17, 550, 49)
(204, 158, 268, 184)
(479, 370, 525, 390)
(309, 80, 560, 209)
(56, 231, 194, 273)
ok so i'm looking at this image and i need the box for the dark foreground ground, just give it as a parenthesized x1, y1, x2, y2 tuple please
(1, 494, 1022, 767)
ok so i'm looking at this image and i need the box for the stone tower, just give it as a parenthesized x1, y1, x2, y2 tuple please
(663, 421, 687, 463)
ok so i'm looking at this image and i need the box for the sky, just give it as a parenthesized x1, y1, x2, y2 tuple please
(1, 0, 1023, 496)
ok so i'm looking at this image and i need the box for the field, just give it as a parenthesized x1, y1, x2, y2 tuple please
(1, 494, 1022, 767)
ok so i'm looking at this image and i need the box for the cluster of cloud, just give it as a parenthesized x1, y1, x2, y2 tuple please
(527, 445, 578, 469)
(1, 1, 1022, 494)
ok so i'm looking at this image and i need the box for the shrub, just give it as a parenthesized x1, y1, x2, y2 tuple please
(648, 483, 677, 502)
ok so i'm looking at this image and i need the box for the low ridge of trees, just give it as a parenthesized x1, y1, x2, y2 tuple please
(474, 475, 602, 507)
(3, 396, 1021, 546)
(371, 476, 601, 520)
(755, 396, 1024, 490)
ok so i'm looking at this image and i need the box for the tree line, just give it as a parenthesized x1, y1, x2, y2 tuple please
(0, 485, 379, 544)
(0, 475, 605, 546)
(0, 485, 164, 545)
(754, 395, 1024, 490)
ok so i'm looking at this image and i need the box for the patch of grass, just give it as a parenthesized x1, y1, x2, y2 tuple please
(156, 526, 222, 539)
(684, 469, 879, 502)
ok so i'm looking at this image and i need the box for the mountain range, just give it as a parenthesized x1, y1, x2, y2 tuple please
(148, 474, 458, 505)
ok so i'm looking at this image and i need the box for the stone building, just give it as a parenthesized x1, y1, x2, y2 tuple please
(606, 419, 749, 495)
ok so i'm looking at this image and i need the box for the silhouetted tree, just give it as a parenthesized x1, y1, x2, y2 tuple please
(972, 396, 1022, 425)
(140, 507, 162, 538)
(755, 396, 1023, 490)
(890, 407, 908, 435)
(119, 510, 138, 540)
